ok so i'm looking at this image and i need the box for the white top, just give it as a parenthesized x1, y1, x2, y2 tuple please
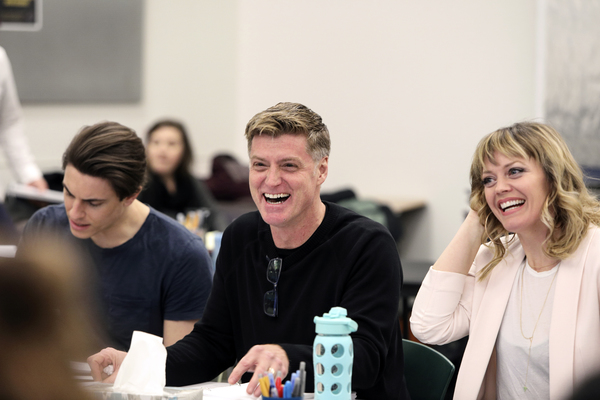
(0, 46, 43, 184)
(497, 258, 559, 400)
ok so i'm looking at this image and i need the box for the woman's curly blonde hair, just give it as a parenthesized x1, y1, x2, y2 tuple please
(469, 122, 600, 280)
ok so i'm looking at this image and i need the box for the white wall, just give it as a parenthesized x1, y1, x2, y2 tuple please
(9, 0, 538, 262)
(18, 1, 239, 177)
(235, 0, 538, 260)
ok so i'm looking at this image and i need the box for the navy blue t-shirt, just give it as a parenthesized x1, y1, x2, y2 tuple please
(21, 204, 214, 350)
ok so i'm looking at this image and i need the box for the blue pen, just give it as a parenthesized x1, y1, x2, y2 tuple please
(268, 371, 275, 388)
(289, 372, 297, 392)
(283, 381, 294, 399)
(292, 369, 302, 397)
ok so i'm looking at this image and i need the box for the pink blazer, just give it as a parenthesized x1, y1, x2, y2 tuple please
(410, 225, 600, 400)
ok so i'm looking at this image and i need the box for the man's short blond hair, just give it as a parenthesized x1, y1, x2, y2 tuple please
(245, 102, 330, 162)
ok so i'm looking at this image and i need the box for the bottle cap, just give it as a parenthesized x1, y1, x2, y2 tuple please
(314, 307, 358, 335)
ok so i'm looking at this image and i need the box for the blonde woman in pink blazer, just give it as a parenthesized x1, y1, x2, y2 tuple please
(411, 122, 600, 400)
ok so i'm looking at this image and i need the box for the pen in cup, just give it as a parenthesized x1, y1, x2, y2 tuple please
(260, 365, 306, 399)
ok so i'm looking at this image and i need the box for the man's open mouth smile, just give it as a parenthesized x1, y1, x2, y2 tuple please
(264, 193, 290, 204)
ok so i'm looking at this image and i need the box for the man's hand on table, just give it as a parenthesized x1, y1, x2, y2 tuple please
(228, 344, 289, 397)
(87, 347, 127, 383)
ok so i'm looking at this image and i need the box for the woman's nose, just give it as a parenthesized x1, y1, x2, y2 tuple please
(495, 176, 511, 193)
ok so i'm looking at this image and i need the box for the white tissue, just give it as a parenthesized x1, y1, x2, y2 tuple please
(113, 331, 167, 396)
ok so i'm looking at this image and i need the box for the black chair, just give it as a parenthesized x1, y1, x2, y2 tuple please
(402, 339, 455, 400)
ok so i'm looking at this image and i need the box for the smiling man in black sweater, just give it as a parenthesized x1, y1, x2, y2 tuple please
(88, 102, 410, 400)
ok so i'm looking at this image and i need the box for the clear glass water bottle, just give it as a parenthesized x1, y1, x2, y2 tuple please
(313, 307, 358, 399)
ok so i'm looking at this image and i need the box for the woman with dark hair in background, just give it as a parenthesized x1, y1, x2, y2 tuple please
(138, 119, 227, 232)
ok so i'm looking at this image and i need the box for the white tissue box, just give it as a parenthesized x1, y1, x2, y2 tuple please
(84, 383, 203, 400)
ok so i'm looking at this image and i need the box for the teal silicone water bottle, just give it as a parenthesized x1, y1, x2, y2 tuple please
(313, 307, 358, 399)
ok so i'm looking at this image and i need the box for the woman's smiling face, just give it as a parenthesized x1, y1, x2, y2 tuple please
(482, 151, 550, 238)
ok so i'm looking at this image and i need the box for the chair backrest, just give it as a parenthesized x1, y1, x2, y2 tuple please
(402, 339, 455, 400)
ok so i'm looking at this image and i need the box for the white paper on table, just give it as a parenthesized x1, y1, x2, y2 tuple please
(181, 381, 317, 399)
(201, 383, 255, 399)
(0, 245, 16, 258)
(5, 183, 64, 203)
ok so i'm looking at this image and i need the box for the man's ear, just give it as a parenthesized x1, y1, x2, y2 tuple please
(123, 187, 142, 206)
(317, 157, 328, 186)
